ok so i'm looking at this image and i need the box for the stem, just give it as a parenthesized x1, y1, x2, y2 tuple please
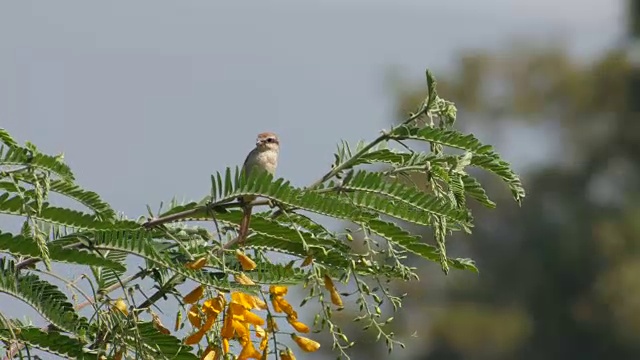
(308, 135, 387, 189)
(142, 199, 270, 228)
(307, 110, 426, 189)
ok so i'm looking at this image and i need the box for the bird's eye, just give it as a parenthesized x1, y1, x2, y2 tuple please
(266, 138, 275, 143)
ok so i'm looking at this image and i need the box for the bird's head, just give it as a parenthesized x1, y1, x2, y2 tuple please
(255, 132, 280, 152)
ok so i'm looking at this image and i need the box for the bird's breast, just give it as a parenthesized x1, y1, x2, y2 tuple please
(246, 150, 278, 175)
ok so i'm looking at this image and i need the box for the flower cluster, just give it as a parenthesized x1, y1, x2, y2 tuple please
(178, 251, 323, 360)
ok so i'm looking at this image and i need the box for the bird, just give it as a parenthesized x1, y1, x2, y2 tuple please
(237, 132, 280, 245)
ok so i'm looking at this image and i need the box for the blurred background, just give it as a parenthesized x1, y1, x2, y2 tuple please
(1, 0, 637, 359)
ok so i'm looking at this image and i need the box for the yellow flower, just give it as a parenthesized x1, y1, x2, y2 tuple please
(258, 330, 269, 351)
(291, 334, 321, 352)
(184, 329, 205, 345)
(237, 339, 261, 359)
(183, 285, 204, 304)
(233, 319, 251, 344)
(221, 310, 235, 339)
(232, 292, 263, 310)
(151, 312, 170, 335)
(253, 296, 268, 310)
(201, 314, 217, 332)
(301, 255, 313, 267)
(286, 316, 310, 333)
(112, 298, 128, 315)
(203, 295, 225, 316)
(188, 305, 202, 328)
(200, 345, 220, 360)
(229, 301, 247, 316)
(269, 285, 288, 296)
(228, 301, 265, 327)
(323, 274, 343, 307)
(235, 249, 257, 271)
(330, 288, 343, 307)
(222, 338, 230, 354)
(242, 310, 265, 326)
(234, 272, 256, 285)
(280, 348, 296, 360)
(184, 314, 216, 345)
(271, 297, 282, 313)
(272, 296, 295, 317)
(323, 274, 335, 291)
(185, 256, 208, 270)
(255, 325, 266, 338)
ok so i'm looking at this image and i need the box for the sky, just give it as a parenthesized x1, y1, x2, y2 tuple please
(0, 0, 625, 358)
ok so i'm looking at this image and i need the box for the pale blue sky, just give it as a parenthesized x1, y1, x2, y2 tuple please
(0, 0, 624, 358)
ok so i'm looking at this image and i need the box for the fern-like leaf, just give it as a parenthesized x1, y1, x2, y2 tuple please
(215, 210, 350, 253)
(126, 322, 197, 360)
(470, 153, 525, 205)
(462, 174, 496, 208)
(367, 220, 478, 272)
(0, 327, 92, 359)
(0, 231, 125, 271)
(0, 193, 137, 230)
(389, 125, 525, 204)
(367, 219, 439, 261)
(0, 128, 19, 148)
(0, 146, 74, 180)
(13, 176, 117, 220)
(90, 230, 235, 289)
(0, 259, 88, 333)
(342, 170, 470, 223)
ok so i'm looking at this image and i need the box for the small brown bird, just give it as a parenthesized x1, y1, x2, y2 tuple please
(237, 132, 280, 245)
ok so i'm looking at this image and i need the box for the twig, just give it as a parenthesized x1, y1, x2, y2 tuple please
(142, 199, 270, 228)
(307, 110, 426, 189)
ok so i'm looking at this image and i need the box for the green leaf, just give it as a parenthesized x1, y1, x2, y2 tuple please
(14, 177, 117, 220)
(91, 250, 128, 291)
(0, 193, 137, 230)
(470, 153, 525, 205)
(342, 170, 470, 224)
(202, 168, 378, 223)
(448, 257, 478, 273)
(127, 322, 197, 360)
(389, 125, 525, 204)
(368, 219, 476, 273)
(390, 125, 493, 154)
(0, 128, 19, 148)
(0, 259, 88, 333)
(90, 230, 232, 289)
(449, 173, 466, 209)
(425, 69, 438, 110)
(0, 145, 74, 181)
(216, 210, 350, 254)
(0, 231, 126, 271)
(367, 219, 439, 261)
(462, 174, 496, 208)
(0, 327, 93, 359)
